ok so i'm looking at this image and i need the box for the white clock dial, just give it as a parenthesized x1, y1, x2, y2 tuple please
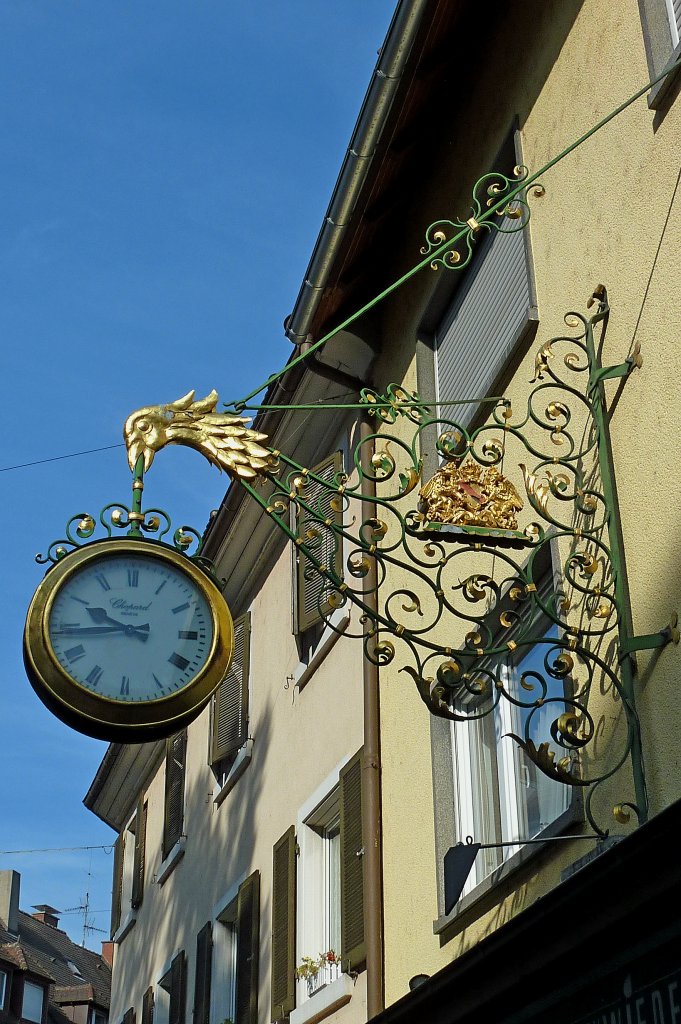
(48, 553, 214, 703)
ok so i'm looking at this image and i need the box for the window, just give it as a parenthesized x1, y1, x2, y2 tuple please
(163, 731, 187, 861)
(89, 1009, 108, 1024)
(210, 872, 260, 1024)
(141, 988, 154, 1024)
(432, 133, 537, 431)
(0, 970, 8, 1011)
(210, 612, 251, 797)
(271, 752, 364, 1022)
(21, 981, 45, 1023)
(193, 923, 212, 1024)
(111, 797, 146, 940)
(450, 563, 572, 900)
(156, 951, 186, 1024)
(639, 0, 681, 107)
(294, 451, 345, 636)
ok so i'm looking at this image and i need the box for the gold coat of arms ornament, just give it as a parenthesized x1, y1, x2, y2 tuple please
(418, 458, 527, 544)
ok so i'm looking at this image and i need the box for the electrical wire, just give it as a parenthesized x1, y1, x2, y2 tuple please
(0, 844, 113, 855)
(0, 444, 125, 474)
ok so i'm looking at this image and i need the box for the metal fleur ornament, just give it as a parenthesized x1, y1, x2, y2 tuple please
(420, 164, 546, 271)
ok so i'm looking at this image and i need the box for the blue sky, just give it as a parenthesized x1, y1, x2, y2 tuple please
(0, 1, 395, 949)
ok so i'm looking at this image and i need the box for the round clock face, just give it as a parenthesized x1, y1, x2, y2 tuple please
(48, 553, 214, 704)
(24, 539, 233, 742)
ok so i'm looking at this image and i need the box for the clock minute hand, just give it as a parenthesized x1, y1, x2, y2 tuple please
(54, 625, 150, 639)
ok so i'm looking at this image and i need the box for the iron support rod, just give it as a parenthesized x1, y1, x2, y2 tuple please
(360, 415, 385, 1017)
(128, 455, 145, 538)
(585, 302, 648, 824)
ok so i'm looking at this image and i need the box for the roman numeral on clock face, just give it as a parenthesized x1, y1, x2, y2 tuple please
(128, 569, 139, 587)
(120, 676, 130, 696)
(86, 665, 103, 687)
(65, 644, 86, 663)
(95, 573, 111, 591)
(168, 652, 190, 671)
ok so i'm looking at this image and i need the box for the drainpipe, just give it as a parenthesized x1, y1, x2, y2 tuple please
(360, 416, 384, 1018)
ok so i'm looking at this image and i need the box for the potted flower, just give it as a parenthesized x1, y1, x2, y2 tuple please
(295, 950, 340, 996)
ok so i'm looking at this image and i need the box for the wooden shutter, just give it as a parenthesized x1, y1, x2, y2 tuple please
(270, 827, 296, 1021)
(235, 871, 260, 1024)
(210, 613, 250, 765)
(110, 833, 124, 938)
(163, 730, 186, 860)
(122, 1009, 135, 1024)
(340, 749, 365, 972)
(168, 951, 186, 1024)
(131, 798, 147, 908)
(193, 923, 212, 1024)
(141, 988, 154, 1024)
(296, 451, 344, 632)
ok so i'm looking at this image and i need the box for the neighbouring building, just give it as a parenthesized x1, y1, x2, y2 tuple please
(86, 1, 681, 1024)
(0, 871, 111, 1024)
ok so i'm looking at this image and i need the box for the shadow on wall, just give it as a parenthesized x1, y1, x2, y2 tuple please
(112, 699, 274, 1020)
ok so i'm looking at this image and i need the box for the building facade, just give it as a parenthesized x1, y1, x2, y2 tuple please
(86, 1, 681, 1023)
(0, 871, 111, 1024)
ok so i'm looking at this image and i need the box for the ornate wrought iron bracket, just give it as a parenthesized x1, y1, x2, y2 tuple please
(588, 341, 642, 392)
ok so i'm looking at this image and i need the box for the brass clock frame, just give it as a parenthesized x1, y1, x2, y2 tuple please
(23, 537, 234, 742)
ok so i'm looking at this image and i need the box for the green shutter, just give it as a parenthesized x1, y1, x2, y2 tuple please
(193, 922, 212, 1024)
(141, 987, 154, 1024)
(131, 798, 147, 909)
(210, 613, 250, 765)
(110, 833, 124, 939)
(235, 870, 260, 1024)
(270, 827, 296, 1021)
(296, 451, 344, 632)
(340, 749, 365, 972)
(168, 951, 186, 1024)
(163, 731, 186, 860)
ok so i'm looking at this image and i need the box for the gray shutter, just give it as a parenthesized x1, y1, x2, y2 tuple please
(163, 731, 186, 860)
(271, 827, 296, 1020)
(235, 871, 260, 1024)
(169, 951, 186, 1024)
(131, 798, 147, 909)
(123, 1010, 135, 1024)
(110, 833, 124, 938)
(674, 0, 681, 41)
(141, 988, 154, 1024)
(340, 749, 365, 972)
(435, 215, 532, 429)
(296, 451, 344, 632)
(210, 613, 250, 765)
(193, 923, 212, 1024)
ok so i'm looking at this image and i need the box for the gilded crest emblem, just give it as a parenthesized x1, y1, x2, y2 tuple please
(418, 460, 524, 532)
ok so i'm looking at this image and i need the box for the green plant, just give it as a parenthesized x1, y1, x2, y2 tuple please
(295, 950, 339, 981)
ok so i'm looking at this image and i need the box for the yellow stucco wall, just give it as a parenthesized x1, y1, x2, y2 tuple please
(377, 0, 681, 1003)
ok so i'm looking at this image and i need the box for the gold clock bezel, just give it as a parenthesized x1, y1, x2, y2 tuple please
(23, 537, 234, 742)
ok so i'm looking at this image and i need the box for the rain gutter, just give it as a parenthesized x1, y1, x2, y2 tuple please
(285, 0, 431, 347)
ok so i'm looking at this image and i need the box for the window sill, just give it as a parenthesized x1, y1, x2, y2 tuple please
(112, 909, 136, 944)
(434, 804, 582, 942)
(294, 608, 351, 692)
(213, 739, 253, 806)
(289, 974, 354, 1024)
(156, 837, 186, 886)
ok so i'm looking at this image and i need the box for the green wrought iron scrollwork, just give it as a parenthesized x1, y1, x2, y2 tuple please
(236, 288, 649, 837)
(35, 456, 222, 586)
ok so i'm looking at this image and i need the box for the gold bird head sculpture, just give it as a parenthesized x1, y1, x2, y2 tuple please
(124, 389, 279, 480)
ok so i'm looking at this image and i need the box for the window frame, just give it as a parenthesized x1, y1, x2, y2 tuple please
(638, 0, 681, 108)
(210, 871, 260, 1024)
(209, 611, 252, 803)
(21, 979, 46, 1024)
(430, 537, 583, 936)
(293, 450, 346, 638)
(0, 966, 9, 1012)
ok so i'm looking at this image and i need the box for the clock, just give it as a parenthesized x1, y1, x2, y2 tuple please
(23, 538, 234, 742)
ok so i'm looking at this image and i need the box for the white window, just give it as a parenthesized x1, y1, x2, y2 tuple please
(22, 981, 45, 1023)
(296, 788, 343, 1005)
(210, 900, 237, 1024)
(451, 581, 571, 899)
(0, 970, 8, 1010)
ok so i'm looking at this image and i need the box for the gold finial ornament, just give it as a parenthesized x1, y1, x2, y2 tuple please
(418, 459, 524, 531)
(124, 389, 279, 479)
